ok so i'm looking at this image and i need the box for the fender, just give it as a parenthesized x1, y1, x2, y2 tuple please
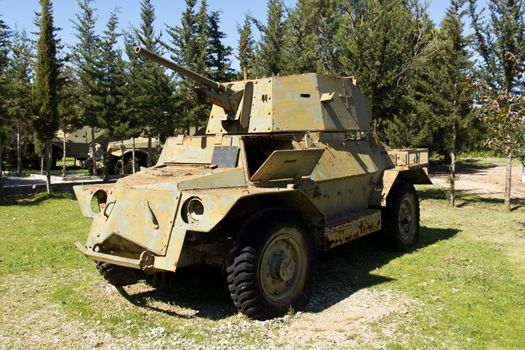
(381, 168, 432, 206)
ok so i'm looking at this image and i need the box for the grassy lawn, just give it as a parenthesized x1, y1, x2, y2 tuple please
(25, 168, 90, 176)
(21, 157, 90, 176)
(0, 189, 524, 349)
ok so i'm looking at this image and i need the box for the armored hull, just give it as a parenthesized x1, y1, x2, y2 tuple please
(74, 48, 431, 319)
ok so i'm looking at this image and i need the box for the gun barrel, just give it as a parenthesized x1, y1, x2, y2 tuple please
(134, 46, 228, 93)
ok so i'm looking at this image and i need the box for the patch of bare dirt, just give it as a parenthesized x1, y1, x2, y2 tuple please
(0, 269, 415, 350)
(430, 164, 525, 200)
(277, 289, 415, 349)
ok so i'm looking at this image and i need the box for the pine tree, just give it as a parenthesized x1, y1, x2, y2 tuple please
(252, 0, 287, 77)
(99, 10, 126, 176)
(439, 0, 476, 206)
(237, 16, 255, 79)
(337, 0, 436, 135)
(121, 33, 140, 173)
(128, 0, 174, 167)
(208, 10, 233, 82)
(33, 0, 60, 193)
(6, 29, 33, 174)
(71, 0, 103, 175)
(57, 63, 82, 177)
(194, 0, 210, 74)
(469, 0, 525, 93)
(468, 0, 525, 210)
(284, 0, 339, 75)
(166, 0, 212, 133)
(0, 16, 11, 199)
(282, 0, 318, 74)
(166, 0, 197, 67)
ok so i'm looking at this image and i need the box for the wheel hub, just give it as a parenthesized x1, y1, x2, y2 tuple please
(398, 197, 414, 239)
(269, 254, 296, 282)
(259, 230, 307, 302)
(278, 257, 296, 282)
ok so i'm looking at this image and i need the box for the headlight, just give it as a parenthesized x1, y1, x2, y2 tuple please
(182, 197, 204, 223)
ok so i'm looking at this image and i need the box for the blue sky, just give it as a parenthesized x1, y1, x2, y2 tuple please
(0, 0, 486, 69)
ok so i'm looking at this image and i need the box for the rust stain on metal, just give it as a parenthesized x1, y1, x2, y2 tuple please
(323, 210, 382, 250)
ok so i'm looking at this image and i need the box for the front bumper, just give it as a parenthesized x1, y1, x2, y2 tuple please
(75, 241, 154, 270)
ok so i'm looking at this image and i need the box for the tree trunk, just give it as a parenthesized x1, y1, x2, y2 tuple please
(243, 66, 247, 80)
(45, 139, 52, 194)
(449, 123, 457, 207)
(62, 132, 67, 177)
(157, 133, 161, 155)
(90, 127, 97, 176)
(120, 140, 125, 175)
(504, 153, 512, 211)
(40, 152, 44, 175)
(147, 136, 152, 168)
(132, 137, 136, 174)
(0, 133, 4, 201)
(16, 119, 21, 174)
(102, 143, 109, 182)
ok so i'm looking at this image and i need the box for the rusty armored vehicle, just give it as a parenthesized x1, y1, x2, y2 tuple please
(74, 47, 431, 319)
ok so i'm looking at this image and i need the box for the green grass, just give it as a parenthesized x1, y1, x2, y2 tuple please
(20, 157, 90, 176)
(26, 168, 89, 176)
(0, 193, 89, 275)
(0, 187, 524, 348)
(25, 169, 90, 176)
(382, 193, 525, 349)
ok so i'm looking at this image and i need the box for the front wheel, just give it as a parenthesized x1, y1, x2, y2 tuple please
(96, 262, 143, 286)
(227, 209, 315, 320)
(382, 181, 420, 250)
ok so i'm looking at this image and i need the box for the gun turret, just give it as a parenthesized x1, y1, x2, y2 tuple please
(134, 47, 243, 113)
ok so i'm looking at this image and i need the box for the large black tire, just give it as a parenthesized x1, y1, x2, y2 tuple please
(227, 209, 315, 320)
(382, 181, 420, 250)
(96, 262, 143, 286)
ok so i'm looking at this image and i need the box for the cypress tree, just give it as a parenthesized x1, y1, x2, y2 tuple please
(0, 16, 11, 199)
(237, 16, 255, 80)
(34, 0, 60, 193)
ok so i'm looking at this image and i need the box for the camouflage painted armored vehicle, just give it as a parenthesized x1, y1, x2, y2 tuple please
(74, 47, 431, 319)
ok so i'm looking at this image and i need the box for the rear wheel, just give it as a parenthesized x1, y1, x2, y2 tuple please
(382, 181, 420, 249)
(227, 209, 315, 320)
